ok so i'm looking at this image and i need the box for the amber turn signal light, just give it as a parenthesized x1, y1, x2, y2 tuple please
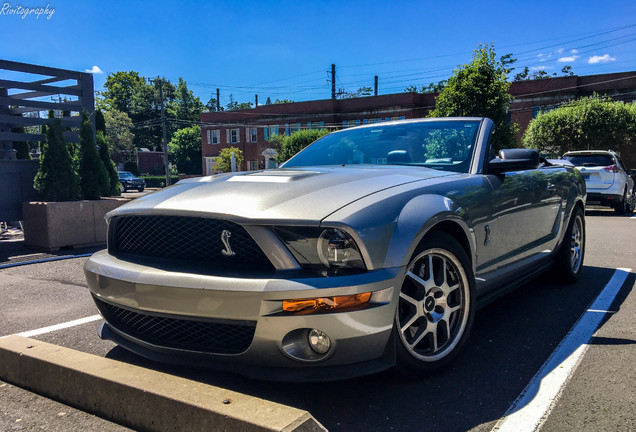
(283, 292, 372, 315)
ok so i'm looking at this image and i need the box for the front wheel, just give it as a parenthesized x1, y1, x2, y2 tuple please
(394, 232, 475, 374)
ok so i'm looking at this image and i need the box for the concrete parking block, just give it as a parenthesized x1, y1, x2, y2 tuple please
(0, 335, 326, 432)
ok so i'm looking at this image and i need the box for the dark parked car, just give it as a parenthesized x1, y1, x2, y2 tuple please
(85, 118, 586, 380)
(117, 171, 145, 192)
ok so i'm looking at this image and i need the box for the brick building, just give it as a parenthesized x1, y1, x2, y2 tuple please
(200, 71, 636, 175)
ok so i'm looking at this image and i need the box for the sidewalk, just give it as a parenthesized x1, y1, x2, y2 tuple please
(0, 222, 103, 267)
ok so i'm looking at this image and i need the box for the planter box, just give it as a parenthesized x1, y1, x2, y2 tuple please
(22, 198, 129, 252)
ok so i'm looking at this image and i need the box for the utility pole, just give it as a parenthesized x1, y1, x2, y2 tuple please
(374, 76, 378, 96)
(255, 94, 258, 107)
(216, 88, 220, 112)
(331, 64, 336, 100)
(156, 78, 170, 187)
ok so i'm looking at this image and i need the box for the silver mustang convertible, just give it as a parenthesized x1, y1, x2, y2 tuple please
(84, 118, 586, 380)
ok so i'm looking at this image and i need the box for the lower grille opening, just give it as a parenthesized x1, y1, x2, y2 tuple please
(94, 296, 256, 355)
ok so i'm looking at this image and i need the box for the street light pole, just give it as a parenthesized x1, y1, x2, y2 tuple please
(156, 78, 171, 187)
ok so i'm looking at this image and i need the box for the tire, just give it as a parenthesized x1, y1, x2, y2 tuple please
(615, 190, 628, 215)
(553, 206, 585, 283)
(394, 231, 475, 374)
(626, 192, 635, 215)
(137, 187, 144, 192)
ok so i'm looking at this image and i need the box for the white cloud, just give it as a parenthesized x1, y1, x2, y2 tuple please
(588, 54, 616, 64)
(558, 55, 579, 62)
(571, 49, 578, 54)
(531, 65, 548, 71)
(85, 65, 103, 74)
(557, 48, 564, 54)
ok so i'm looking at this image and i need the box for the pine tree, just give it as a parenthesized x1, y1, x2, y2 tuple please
(34, 117, 79, 201)
(78, 111, 109, 200)
(97, 130, 121, 196)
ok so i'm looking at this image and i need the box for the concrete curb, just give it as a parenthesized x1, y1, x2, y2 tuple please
(0, 335, 326, 432)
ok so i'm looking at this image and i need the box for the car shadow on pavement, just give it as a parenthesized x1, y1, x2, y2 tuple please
(104, 266, 629, 432)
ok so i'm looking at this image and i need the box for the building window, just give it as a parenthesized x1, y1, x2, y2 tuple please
(269, 124, 279, 137)
(250, 128, 257, 142)
(285, 123, 290, 136)
(249, 160, 258, 170)
(264, 126, 269, 141)
(319, 121, 325, 128)
(207, 129, 220, 144)
(307, 122, 312, 129)
(292, 122, 301, 133)
(226, 128, 239, 143)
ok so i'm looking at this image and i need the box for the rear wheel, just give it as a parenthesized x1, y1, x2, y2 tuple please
(615, 189, 630, 215)
(394, 232, 475, 374)
(553, 207, 585, 283)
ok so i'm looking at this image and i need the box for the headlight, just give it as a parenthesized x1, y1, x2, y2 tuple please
(274, 227, 366, 271)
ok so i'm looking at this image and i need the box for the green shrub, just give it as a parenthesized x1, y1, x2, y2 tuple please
(78, 111, 109, 200)
(97, 131, 121, 196)
(140, 175, 179, 188)
(275, 129, 330, 163)
(34, 117, 79, 202)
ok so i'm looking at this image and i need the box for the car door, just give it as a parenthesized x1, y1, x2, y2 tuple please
(483, 166, 564, 272)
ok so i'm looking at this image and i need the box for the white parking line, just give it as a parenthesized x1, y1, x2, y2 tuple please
(492, 268, 631, 432)
(8, 315, 102, 338)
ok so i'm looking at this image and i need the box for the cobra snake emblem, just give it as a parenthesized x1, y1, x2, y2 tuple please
(221, 229, 235, 257)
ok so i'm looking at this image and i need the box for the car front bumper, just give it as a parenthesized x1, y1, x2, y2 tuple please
(84, 250, 403, 380)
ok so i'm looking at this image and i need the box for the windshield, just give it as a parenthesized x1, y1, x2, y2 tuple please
(282, 120, 481, 173)
(562, 154, 615, 167)
(118, 171, 134, 179)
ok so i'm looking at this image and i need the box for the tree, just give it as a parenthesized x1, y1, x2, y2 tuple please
(275, 129, 330, 163)
(206, 96, 223, 112)
(100, 71, 146, 113)
(168, 78, 204, 122)
(214, 146, 244, 173)
(225, 94, 253, 111)
(104, 109, 136, 161)
(168, 125, 202, 175)
(78, 111, 109, 200)
(11, 126, 31, 159)
(34, 116, 79, 202)
(274, 99, 295, 104)
(95, 109, 106, 133)
(99, 72, 176, 151)
(523, 95, 636, 157)
(429, 44, 518, 150)
(97, 131, 121, 196)
(265, 97, 272, 105)
(338, 86, 373, 99)
(405, 81, 447, 94)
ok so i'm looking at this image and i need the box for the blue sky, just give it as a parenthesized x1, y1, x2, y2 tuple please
(1, 0, 635, 106)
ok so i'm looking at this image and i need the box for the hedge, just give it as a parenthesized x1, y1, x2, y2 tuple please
(140, 175, 179, 188)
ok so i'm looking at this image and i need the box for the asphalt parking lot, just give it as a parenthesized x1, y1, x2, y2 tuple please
(1, 209, 634, 431)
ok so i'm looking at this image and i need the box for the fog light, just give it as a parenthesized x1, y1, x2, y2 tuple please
(308, 329, 331, 354)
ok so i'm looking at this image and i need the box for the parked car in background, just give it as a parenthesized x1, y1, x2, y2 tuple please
(85, 118, 586, 381)
(117, 171, 145, 193)
(562, 150, 634, 214)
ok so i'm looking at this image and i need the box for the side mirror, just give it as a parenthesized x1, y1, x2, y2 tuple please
(488, 149, 540, 174)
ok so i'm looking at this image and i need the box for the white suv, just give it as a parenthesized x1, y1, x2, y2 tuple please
(562, 150, 635, 214)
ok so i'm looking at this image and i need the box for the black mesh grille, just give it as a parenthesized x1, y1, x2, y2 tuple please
(110, 215, 274, 272)
(94, 297, 256, 354)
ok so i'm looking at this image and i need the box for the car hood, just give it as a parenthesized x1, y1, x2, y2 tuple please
(109, 166, 456, 224)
